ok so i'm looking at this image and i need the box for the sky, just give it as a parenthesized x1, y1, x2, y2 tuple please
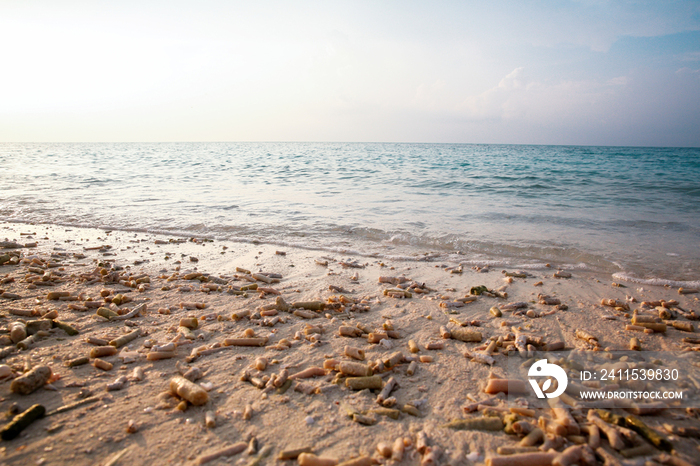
(1, 0, 699, 146)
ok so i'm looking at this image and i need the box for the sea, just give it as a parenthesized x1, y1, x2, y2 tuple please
(1, 142, 698, 285)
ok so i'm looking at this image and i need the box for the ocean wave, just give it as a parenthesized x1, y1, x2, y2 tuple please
(612, 272, 700, 288)
(2, 218, 603, 268)
(454, 260, 591, 270)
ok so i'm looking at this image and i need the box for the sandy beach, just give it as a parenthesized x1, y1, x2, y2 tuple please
(0, 221, 698, 466)
(3, 0, 699, 464)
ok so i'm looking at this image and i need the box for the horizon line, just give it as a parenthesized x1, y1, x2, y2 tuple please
(1, 141, 698, 150)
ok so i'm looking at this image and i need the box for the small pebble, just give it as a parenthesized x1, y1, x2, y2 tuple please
(466, 452, 481, 462)
(126, 419, 139, 433)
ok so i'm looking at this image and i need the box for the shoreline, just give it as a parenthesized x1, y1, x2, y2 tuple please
(1, 221, 699, 465)
(4, 220, 700, 288)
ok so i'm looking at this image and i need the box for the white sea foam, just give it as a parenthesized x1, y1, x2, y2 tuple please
(612, 272, 700, 289)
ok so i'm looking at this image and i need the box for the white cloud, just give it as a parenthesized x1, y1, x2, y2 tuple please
(458, 68, 533, 120)
(497, 67, 528, 91)
(607, 76, 628, 86)
(676, 67, 700, 77)
(456, 67, 630, 125)
(412, 80, 447, 111)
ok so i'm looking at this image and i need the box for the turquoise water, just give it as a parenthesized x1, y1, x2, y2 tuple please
(1, 142, 698, 282)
